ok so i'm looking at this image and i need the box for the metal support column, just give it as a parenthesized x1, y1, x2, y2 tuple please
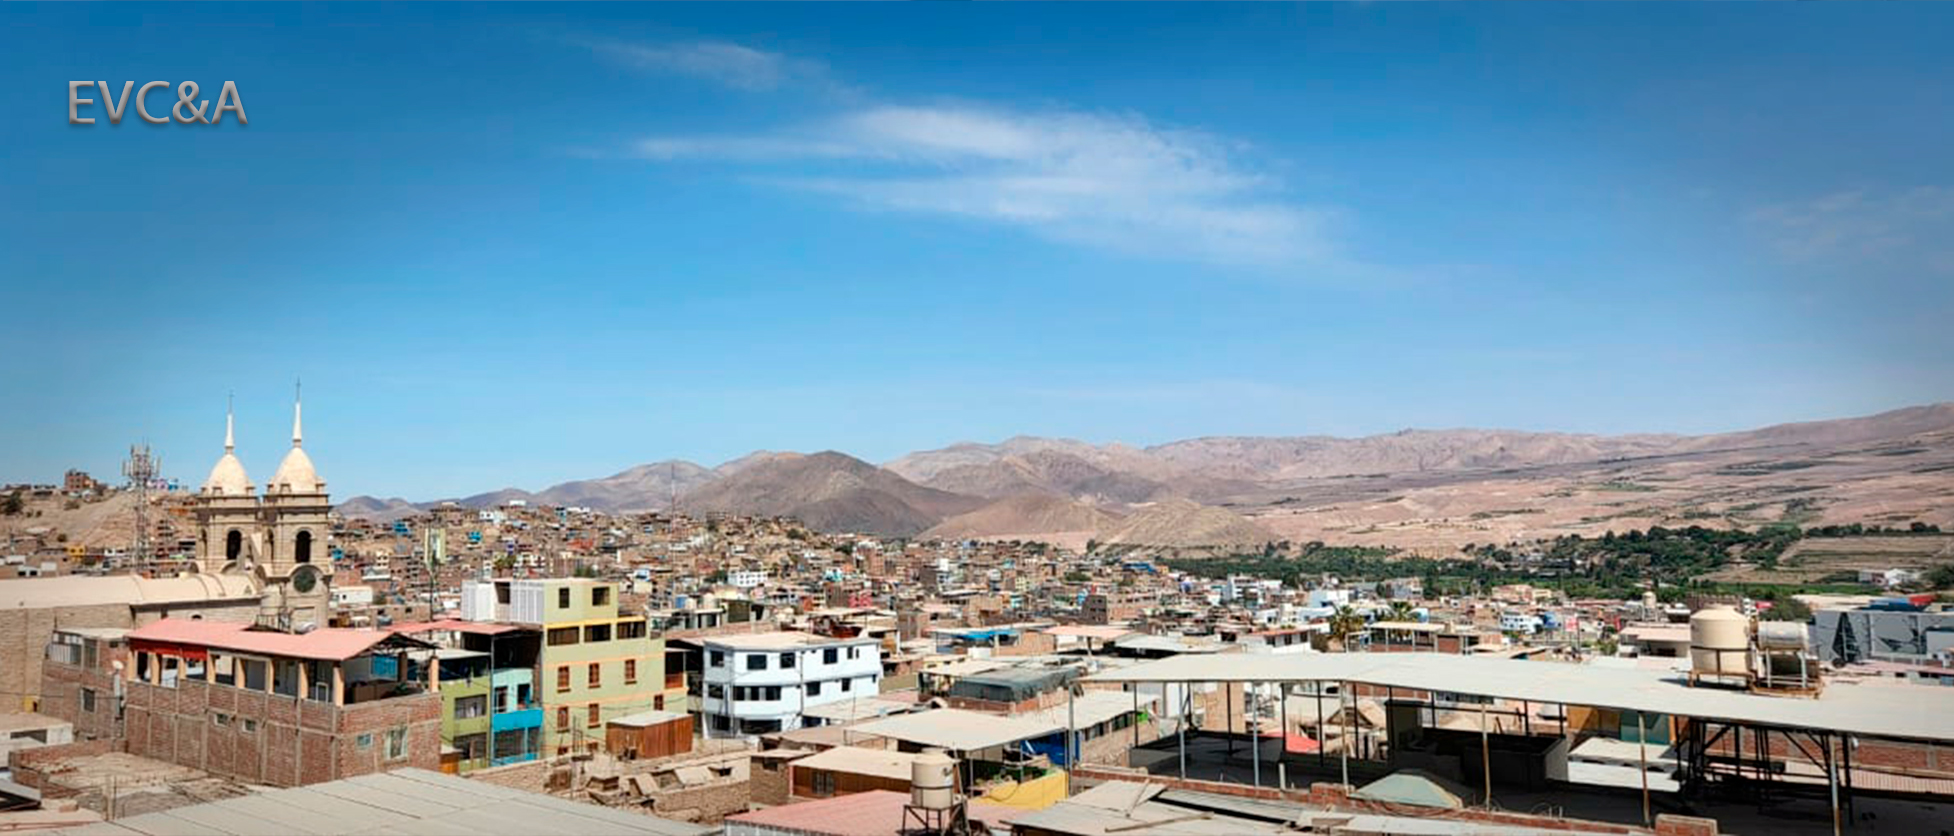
(1178, 680, 1188, 780)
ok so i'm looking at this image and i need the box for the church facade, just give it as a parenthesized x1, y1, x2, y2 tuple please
(194, 395, 334, 629)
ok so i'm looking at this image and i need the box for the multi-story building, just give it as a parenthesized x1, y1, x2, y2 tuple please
(700, 632, 882, 738)
(510, 578, 684, 757)
(38, 617, 444, 786)
(389, 620, 543, 773)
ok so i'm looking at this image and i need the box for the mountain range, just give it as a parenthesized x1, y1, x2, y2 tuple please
(336, 403, 1954, 548)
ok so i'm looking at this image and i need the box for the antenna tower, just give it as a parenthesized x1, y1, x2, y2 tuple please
(122, 443, 160, 570)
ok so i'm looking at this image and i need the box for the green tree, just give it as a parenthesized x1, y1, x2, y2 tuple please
(1, 491, 22, 516)
(1328, 605, 1367, 651)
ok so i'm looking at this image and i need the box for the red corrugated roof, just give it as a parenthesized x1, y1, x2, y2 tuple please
(726, 790, 1019, 836)
(128, 618, 403, 661)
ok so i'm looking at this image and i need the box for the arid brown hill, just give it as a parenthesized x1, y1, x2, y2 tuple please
(678, 451, 985, 537)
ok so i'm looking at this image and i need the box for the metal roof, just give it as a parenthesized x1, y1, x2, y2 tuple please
(47, 768, 712, 836)
(1084, 652, 1954, 742)
(129, 618, 433, 662)
(0, 574, 258, 610)
(849, 708, 1064, 751)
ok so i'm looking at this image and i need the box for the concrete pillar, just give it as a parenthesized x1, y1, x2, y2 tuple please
(332, 664, 345, 706)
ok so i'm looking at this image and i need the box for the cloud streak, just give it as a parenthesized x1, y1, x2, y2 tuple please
(591, 40, 827, 92)
(1749, 186, 1954, 271)
(636, 103, 1341, 268)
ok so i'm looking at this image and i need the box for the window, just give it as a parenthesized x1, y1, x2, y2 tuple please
(624, 659, 637, 685)
(709, 650, 726, 667)
(81, 688, 97, 713)
(745, 654, 767, 671)
(823, 648, 838, 665)
(806, 681, 822, 697)
(765, 686, 782, 701)
(83, 640, 98, 670)
(242, 718, 259, 734)
(356, 732, 373, 748)
(779, 652, 795, 668)
(455, 695, 488, 719)
(294, 530, 312, 564)
(812, 770, 836, 797)
(654, 695, 664, 711)
(588, 663, 602, 688)
(213, 712, 231, 727)
(386, 727, 408, 760)
(547, 627, 580, 647)
(617, 619, 647, 640)
(584, 624, 611, 644)
(557, 666, 571, 692)
(557, 707, 571, 730)
(840, 677, 853, 692)
(706, 684, 724, 699)
(847, 646, 860, 660)
(592, 587, 611, 607)
(558, 587, 571, 609)
(586, 704, 600, 727)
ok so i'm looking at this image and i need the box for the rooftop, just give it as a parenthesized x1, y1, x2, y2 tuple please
(703, 630, 870, 649)
(725, 789, 1019, 836)
(39, 768, 712, 836)
(1087, 652, 1954, 742)
(0, 574, 257, 610)
(128, 618, 431, 662)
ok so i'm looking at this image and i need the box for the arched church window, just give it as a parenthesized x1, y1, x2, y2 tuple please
(226, 530, 243, 561)
(295, 530, 313, 564)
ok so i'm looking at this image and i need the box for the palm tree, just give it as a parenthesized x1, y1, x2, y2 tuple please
(1387, 600, 1416, 622)
(1328, 605, 1367, 652)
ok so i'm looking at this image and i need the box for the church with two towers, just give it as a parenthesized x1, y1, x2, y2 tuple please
(194, 395, 334, 630)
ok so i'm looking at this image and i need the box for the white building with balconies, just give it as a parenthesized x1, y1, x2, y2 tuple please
(699, 631, 882, 738)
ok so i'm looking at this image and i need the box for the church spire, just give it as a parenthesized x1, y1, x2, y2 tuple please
(291, 380, 303, 447)
(224, 393, 235, 453)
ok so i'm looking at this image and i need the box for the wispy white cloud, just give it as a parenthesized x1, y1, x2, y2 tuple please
(635, 103, 1343, 268)
(590, 40, 827, 92)
(1749, 186, 1954, 270)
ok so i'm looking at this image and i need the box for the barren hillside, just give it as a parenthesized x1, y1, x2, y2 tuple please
(921, 493, 1124, 542)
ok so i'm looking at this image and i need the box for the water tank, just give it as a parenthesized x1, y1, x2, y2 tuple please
(911, 748, 957, 810)
(1689, 605, 1752, 679)
(1755, 621, 1810, 651)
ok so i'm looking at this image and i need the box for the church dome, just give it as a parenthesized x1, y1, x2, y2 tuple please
(270, 446, 323, 493)
(203, 452, 253, 496)
(202, 403, 253, 496)
(268, 394, 324, 494)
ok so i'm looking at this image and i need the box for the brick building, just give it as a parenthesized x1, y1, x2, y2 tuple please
(37, 617, 444, 786)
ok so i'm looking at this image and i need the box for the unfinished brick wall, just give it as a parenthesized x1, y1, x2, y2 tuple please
(118, 676, 439, 787)
(644, 778, 750, 823)
(5, 738, 118, 796)
(39, 660, 124, 741)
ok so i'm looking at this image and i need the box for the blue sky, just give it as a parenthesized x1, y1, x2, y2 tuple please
(3, 3, 1951, 499)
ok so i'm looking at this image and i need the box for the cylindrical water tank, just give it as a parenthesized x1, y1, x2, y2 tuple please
(911, 748, 957, 810)
(1755, 621, 1809, 651)
(1689, 605, 1752, 679)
